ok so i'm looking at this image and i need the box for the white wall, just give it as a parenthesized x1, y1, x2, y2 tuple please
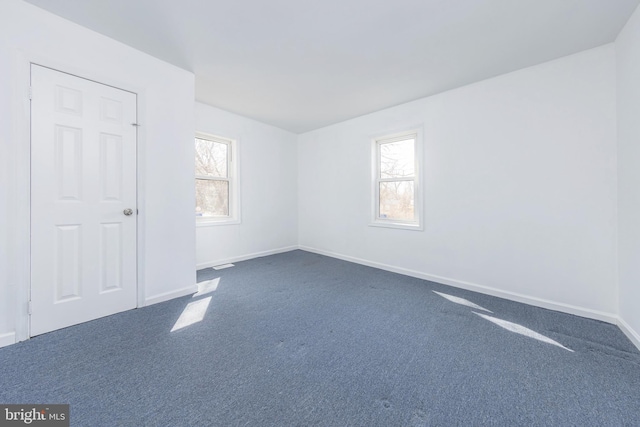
(0, 0, 196, 345)
(195, 102, 298, 268)
(299, 45, 618, 321)
(616, 4, 640, 348)
(0, 44, 11, 346)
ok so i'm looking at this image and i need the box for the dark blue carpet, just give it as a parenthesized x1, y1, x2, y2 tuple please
(1, 250, 639, 426)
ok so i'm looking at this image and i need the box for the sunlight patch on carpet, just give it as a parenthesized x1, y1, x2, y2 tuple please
(433, 291, 492, 313)
(474, 312, 573, 352)
(194, 278, 220, 297)
(171, 297, 212, 332)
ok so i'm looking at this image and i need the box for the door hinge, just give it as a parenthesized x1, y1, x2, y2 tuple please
(28, 301, 32, 315)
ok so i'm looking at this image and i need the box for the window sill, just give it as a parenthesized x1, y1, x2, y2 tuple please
(196, 218, 241, 227)
(369, 221, 423, 231)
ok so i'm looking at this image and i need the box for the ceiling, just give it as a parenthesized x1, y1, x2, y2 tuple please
(25, 0, 640, 133)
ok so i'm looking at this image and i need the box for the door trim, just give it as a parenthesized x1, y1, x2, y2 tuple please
(12, 53, 148, 342)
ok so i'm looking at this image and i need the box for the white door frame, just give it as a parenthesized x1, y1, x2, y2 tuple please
(11, 53, 148, 342)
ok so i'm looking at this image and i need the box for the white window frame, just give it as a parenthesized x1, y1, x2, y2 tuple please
(195, 132, 240, 226)
(370, 128, 423, 231)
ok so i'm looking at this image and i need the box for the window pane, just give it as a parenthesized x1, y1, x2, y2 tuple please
(380, 138, 415, 179)
(196, 179, 229, 217)
(379, 181, 414, 221)
(195, 138, 228, 178)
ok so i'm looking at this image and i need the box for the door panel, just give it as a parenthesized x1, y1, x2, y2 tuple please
(31, 65, 137, 336)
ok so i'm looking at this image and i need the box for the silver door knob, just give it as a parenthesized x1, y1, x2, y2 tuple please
(123, 209, 134, 216)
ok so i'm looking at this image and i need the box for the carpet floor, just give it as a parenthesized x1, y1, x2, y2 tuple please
(1, 250, 639, 426)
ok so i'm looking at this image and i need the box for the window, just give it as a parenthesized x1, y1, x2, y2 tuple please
(195, 133, 239, 224)
(372, 129, 422, 230)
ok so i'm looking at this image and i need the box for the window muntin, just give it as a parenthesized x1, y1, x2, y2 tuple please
(373, 131, 421, 229)
(195, 135, 235, 221)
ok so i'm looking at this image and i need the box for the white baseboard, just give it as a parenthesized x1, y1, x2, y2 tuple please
(299, 245, 618, 324)
(196, 245, 299, 270)
(0, 332, 16, 348)
(144, 284, 198, 306)
(618, 317, 640, 351)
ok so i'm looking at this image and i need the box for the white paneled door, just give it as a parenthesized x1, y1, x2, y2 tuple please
(30, 65, 137, 336)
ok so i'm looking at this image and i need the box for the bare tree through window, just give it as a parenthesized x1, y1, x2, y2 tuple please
(195, 136, 230, 218)
(377, 137, 415, 221)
